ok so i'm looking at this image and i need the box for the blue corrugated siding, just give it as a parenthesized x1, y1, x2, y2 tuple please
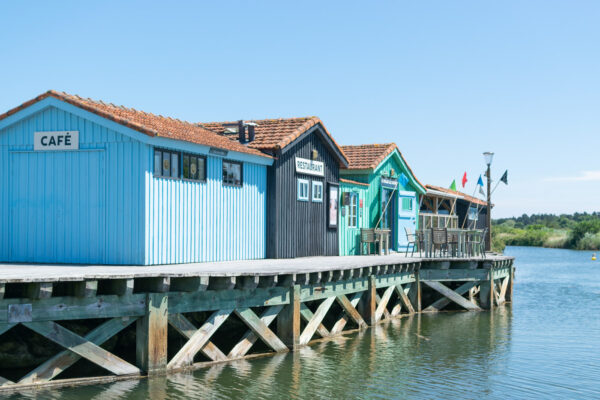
(0, 105, 145, 264)
(145, 154, 267, 264)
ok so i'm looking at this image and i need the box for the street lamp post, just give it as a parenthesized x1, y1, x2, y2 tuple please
(483, 152, 494, 252)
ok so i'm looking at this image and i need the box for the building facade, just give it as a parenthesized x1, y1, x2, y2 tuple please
(422, 185, 489, 230)
(339, 144, 426, 255)
(203, 118, 349, 258)
(0, 91, 272, 265)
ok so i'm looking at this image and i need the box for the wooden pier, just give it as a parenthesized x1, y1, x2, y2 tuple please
(0, 253, 514, 392)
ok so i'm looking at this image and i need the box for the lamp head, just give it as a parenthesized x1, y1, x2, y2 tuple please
(483, 152, 494, 166)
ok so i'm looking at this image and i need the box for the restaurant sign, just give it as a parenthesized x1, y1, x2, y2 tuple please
(381, 177, 398, 190)
(34, 131, 79, 151)
(295, 157, 324, 177)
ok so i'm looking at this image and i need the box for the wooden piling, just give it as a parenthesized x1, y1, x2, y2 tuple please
(278, 285, 301, 350)
(360, 275, 377, 325)
(136, 293, 169, 374)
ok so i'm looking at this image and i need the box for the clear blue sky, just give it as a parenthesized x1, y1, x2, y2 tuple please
(2, 1, 599, 218)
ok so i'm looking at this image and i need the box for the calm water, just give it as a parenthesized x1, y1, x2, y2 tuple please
(10, 246, 600, 399)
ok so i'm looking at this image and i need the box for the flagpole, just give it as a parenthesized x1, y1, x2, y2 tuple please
(461, 173, 484, 229)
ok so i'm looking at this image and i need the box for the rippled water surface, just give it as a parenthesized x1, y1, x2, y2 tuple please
(11, 247, 600, 399)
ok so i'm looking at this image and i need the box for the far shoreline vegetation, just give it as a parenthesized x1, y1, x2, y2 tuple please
(492, 212, 600, 252)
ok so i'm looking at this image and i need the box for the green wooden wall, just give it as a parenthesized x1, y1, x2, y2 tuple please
(339, 150, 424, 255)
(338, 181, 369, 255)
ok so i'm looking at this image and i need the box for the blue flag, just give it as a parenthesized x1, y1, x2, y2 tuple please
(399, 172, 409, 187)
(477, 175, 485, 196)
(477, 175, 484, 187)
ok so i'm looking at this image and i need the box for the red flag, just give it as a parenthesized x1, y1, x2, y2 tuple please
(462, 172, 468, 188)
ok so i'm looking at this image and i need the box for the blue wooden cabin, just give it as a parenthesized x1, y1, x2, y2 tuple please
(0, 91, 272, 265)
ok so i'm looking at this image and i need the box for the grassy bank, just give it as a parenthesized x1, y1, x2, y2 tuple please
(492, 213, 600, 252)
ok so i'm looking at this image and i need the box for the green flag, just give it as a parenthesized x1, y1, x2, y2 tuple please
(449, 180, 457, 191)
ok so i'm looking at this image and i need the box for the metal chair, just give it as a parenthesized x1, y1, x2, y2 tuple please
(404, 227, 423, 257)
(447, 231, 459, 257)
(431, 228, 448, 257)
(467, 229, 487, 258)
(360, 228, 376, 255)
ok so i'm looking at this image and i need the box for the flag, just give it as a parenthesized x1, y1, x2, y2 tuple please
(399, 172, 409, 187)
(477, 175, 485, 195)
(500, 170, 508, 185)
(462, 172, 468, 188)
(449, 180, 457, 191)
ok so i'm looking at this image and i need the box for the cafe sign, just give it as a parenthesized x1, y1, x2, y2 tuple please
(34, 131, 79, 151)
(295, 157, 324, 177)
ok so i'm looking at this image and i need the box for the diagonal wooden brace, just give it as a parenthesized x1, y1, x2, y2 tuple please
(229, 305, 283, 358)
(423, 281, 482, 311)
(23, 321, 140, 376)
(395, 284, 415, 314)
(299, 297, 336, 346)
(235, 308, 288, 353)
(374, 285, 395, 322)
(168, 309, 232, 369)
(168, 314, 227, 362)
(300, 304, 330, 338)
(333, 293, 367, 332)
(20, 317, 137, 384)
(424, 281, 478, 312)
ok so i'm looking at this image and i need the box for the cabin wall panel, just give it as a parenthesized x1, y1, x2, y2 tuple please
(267, 131, 339, 258)
(145, 156, 267, 265)
(0, 105, 145, 264)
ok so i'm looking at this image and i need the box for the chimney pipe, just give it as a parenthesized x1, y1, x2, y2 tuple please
(237, 120, 245, 143)
(248, 124, 255, 142)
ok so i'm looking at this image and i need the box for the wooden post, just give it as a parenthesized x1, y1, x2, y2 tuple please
(136, 292, 168, 374)
(506, 265, 514, 302)
(407, 268, 421, 312)
(360, 275, 377, 325)
(480, 269, 495, 310)
(278, 285, 300, 350)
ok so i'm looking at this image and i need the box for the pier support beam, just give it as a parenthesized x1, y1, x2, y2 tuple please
(359, 275, 377, 325)
(506, 266, 515, 302)
(278, 285, 300, 350)
(136, 293, 168, 374)
(479, 268, 495, 310)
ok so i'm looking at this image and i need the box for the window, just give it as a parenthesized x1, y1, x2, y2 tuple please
(402, 197, 413, 211)
(312, 181, 323, 202)
(223, 160, 242, 186)
(468, 206, 479, 221)
(154, 148, 179, 178)
(297, 178, 309, 201)
(183, 153, 206, 181)
(348, 192, 358, 228)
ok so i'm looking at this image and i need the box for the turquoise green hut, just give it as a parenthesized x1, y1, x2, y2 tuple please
(338, 143, 426, 255)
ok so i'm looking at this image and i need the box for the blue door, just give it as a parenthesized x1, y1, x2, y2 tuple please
(397, 191, 417, 250)
(9, 150, 106, 263)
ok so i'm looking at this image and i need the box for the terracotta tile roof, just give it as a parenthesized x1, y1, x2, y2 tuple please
(340, 178, 369, 187)
(340, 143, 425, 190)
(0, 90, 268, 158)
(341, 143, 397, 170)
(201, 117, 348, 164)
(425, 184, 488, 206)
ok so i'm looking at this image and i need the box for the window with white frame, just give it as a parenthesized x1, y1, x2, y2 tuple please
(348, 192, 358, 228)
(312, 181, 323, 202)
(297, 178, 309, 201)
